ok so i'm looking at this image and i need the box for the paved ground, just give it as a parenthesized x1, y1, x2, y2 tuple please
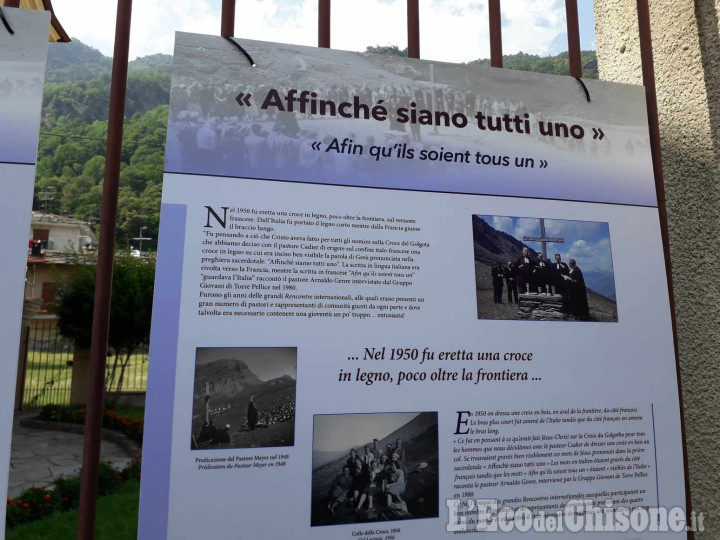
(8, 413, 134, 497)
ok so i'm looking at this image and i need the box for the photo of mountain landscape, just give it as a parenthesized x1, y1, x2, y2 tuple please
(472, 215, 618, 322)
(311, 412, 439, 527)
(191, 347, 296, 450)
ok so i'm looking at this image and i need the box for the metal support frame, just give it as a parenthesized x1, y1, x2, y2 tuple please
(221, 0, 235, 37)
(70, 1, 692, 537)
(16, 326, 30, 411)
(565, 0, 582, 77)
(488, 0, 502, 67)
(318, 0, 330, 48)
(407, 0, 419, 59)
(76, 1, 132, 539)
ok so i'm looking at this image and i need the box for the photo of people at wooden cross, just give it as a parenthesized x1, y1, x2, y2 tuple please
(472, 215, 618, 322)
(191, 347, 296, 450)
(311, 412, 439, 527)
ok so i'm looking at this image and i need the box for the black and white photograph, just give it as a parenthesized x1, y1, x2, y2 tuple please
(473, 215, 618, 322)
(164, 33, 657, 208)
(310, 412, 439, 527)
(191, 347, 296, 450)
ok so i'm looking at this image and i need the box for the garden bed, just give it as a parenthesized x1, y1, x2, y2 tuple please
(31, 405, 144, 447)
(6, 458, 141, 531)
(6, 405, 145, 531)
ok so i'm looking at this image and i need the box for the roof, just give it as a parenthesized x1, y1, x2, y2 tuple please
(31, 211, 99, 246)
(32, 211, 89, 226)
(1, 0, 70, 42)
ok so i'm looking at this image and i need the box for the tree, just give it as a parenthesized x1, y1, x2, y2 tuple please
(55, 254, 155, 393)
(467, 50, 598, 79)
(365, 45, 408, 57)
(36, 105, 168, 250)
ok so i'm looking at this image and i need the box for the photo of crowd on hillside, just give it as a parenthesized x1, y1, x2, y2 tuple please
(191, 347, 296, 450)
(166, 80, 570, 180)
(164, 33, 654, 207)
(311, 412, 439, 527)
(472, 215, 618, 322)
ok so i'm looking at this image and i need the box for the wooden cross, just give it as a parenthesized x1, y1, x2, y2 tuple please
(204, 381, 211, 424)
(523, 218, 564, 260)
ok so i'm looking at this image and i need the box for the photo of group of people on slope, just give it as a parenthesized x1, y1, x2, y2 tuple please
(492, 247, 589, 320)
(473, 215, 619, 323)
(311, 412, 439, 527)
(327, 441, 411, 516)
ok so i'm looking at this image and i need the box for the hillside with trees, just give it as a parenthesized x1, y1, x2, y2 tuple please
(35, 40, 597, 250)
(365, 45, 598, 78)
(36, 41, 171, 248)
(467, 50, 598, 78)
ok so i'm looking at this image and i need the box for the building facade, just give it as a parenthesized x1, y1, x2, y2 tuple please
(595, 1, 720, 535)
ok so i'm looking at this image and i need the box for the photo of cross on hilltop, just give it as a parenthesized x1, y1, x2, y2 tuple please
(311, 412, 439, 527)
(472, 215, 618, 322)
(191, 347, 296, 450)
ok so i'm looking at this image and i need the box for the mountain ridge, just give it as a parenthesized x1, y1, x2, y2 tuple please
(193, 357, 296, 404)
(47, 39, 172, 84)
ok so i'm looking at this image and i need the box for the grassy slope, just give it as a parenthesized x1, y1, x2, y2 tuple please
(6, 481, 140, 540)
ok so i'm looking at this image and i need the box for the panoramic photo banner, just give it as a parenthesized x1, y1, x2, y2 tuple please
(164, 33, 657, 207)
(140, 33, 687, 539)
(0, 8, 51, 535)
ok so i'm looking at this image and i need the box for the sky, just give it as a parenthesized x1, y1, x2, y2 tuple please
(313, 412, 420, 452)
(196, 347, 296, 381)
(50, 0, 596, 63)
(477, 215, 615, 274)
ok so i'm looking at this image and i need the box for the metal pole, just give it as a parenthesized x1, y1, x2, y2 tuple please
(318, 0, 330, 48)
(4, 1, 20, 8)
(636, 0, 693, 533)
(407, 0, 419, 59)
(76, 1, 132, 539)
(488, 0, 502, 68)
(17, 326, 30, 411)
(565, 0, 582, 77)
(221, 0, 235, 37)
